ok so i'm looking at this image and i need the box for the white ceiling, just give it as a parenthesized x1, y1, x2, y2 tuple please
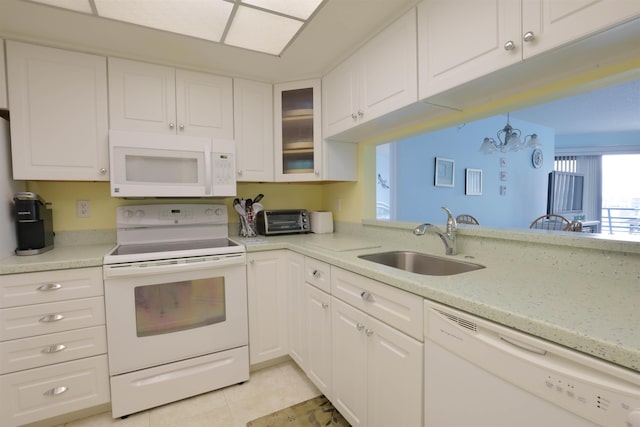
(0, 0, 418, 82)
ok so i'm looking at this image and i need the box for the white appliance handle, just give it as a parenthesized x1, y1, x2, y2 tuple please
(104, 253, 245, 278)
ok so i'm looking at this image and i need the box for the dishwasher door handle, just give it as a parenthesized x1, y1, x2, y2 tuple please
(499, 335, 547, 355)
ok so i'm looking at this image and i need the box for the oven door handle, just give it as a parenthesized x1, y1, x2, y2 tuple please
(103, 253, 245, 278)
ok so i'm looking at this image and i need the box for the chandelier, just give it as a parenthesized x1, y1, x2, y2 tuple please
(480, 113, 542, 154)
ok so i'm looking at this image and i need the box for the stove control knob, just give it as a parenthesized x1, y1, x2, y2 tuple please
(205, 208, 215, 216)
(134, 210, 145, 218)
(123, 209, 134, 218)
(214, 208, 224, 216)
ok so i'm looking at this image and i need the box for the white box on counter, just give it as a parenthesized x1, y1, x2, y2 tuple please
(310, 211, 333, 234)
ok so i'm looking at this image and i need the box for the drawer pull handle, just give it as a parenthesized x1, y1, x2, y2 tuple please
(39, 314, 64, 323)
(43, 386, 68, 397)
(365, 328, 374, 337)
(321, 302, 329, 309)
(37, 283, 62, 291)
(356, 322, 365, 332)
(312, 270, 321, 279)
(42, 344, 67, 354)
(360, 291, 375, 302)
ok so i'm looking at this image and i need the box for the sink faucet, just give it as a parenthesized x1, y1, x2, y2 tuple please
(413, 206, 457, 255)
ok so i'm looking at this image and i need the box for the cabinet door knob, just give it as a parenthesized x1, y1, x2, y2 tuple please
(356, 322, 365, 331)
(321, 302, 329, 309)
(523, 31, 535, 42)
(504, 40, 515, 51)
(365, 328, 374, 337)
(237, 170, 243, 176)
(42, 344, 67, 354)
(39, 314, 64, 323)
(360, 291, 375, 302)
(169, 122, 175, 128)
(37, 283, 62, 292)
(179, 123, 185, 130)
(351, 112, 358, 120)
(249, 259, 255, 265)
(312, 269, 321, 279)
(43, 386, 68, 397)
(100, 168, 107, 175)
(357, 109, 364, 117)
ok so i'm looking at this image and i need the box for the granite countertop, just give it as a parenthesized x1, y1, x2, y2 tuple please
(0, 243, 115, 275)
(237, 233, 640, 374)
(1, 232, 638, 375)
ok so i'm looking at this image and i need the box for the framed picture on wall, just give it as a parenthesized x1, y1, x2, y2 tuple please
(435, 157, 455, 187)
(465, 168, 483, 195)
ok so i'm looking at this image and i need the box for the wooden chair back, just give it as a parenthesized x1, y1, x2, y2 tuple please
(529, 214, 571, 231)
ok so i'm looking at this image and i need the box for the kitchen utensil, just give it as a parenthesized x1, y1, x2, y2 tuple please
(252, 203, 264, 214)
(253, 194, 264, 204)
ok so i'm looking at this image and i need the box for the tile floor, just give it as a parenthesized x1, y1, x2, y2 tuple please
(62, 361, 321, 427)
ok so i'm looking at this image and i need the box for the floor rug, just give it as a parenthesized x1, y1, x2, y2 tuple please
(246, 395, 350, 427)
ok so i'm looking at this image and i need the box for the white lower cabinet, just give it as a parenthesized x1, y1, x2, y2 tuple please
(286, 252, 306, 368)
(0, 267, 109, 427)
(331, 297, 423, 427)
(304, 282, 332, 398)
(247, 250, 289, 365)
(250, 252, 423, 426)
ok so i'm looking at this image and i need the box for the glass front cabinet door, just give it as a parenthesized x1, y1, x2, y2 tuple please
(274, 80, 321, 181)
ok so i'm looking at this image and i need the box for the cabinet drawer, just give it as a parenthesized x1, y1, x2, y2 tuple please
(331, 267, 423, 340)
(0, 267, 103, 308)
(304, 257, 331, 293)
(0, 355, 110, 427)
(0, 297, 105, 341)
(0, 326, 107, 374)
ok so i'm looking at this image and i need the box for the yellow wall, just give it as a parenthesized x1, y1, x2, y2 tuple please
(27, 58, 639, 232)
(27, 181, 327, 232)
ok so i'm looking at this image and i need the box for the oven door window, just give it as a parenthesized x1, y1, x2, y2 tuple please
(134, 277, 225, 337)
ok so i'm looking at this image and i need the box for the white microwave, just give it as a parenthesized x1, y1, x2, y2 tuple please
(109, 130, 236, 198)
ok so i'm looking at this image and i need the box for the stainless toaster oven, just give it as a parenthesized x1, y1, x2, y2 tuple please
(256, 209, 309, 235)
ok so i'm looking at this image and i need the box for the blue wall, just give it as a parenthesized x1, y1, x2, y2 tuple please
(384, 116, 555, 229)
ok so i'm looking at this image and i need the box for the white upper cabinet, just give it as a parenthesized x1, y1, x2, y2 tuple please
(233, 78, 274, 182)
(418, 0, 520, 99)
(6, 41, 109, 180)
(108, 57, 233, 139)
(274, 79, 322, 181)
(323, 8, 418, 139)
(418, 0, 640, 99)
(0, 40, 7, 110)
(522, 0, 640, 59)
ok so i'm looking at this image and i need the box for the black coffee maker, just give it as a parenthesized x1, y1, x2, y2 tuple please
(14, 192, 54, 256)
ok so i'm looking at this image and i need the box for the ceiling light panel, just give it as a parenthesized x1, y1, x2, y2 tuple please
(225, 5, 303, 55)
(28, 0, 93, 14)
(240, 0, 323, 19)
(94, 0, 233, 42)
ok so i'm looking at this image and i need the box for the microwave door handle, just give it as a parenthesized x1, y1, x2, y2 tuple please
(204, 149, 212, 195)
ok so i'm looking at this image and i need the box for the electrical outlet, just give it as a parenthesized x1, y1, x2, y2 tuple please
(77, 200, 90, 218)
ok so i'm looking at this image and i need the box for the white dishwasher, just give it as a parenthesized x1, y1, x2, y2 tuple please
(424, 300, 640, 427)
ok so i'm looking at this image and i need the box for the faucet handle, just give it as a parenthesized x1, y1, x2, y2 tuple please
(441, 206, 457, 229)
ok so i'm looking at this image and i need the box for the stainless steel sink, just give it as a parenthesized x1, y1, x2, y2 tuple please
(358, 251, 485, 276)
